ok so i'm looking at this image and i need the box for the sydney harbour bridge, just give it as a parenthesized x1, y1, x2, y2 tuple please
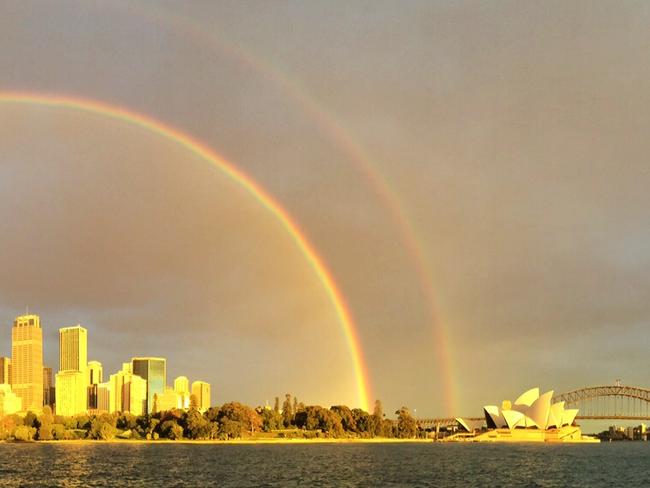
(416, 383, 650, 429)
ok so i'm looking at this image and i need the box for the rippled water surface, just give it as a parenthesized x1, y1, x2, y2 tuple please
(0, 441, 645, 487)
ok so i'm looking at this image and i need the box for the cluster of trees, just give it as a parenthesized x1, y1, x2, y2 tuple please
(0, 396, 421, 442)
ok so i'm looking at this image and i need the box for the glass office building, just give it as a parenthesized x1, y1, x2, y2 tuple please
(131, 357, 166, 414)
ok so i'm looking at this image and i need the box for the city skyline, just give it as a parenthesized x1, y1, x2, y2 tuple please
(3, 1, 650, 418)
(0, 313, 210, 417)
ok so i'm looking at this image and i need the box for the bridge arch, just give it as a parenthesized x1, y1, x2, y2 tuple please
(553, 385, 650, 420)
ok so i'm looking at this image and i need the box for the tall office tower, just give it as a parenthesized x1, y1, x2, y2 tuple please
(59, 326, 87, 372)
(109, 364, 146, 415)
(174, 375, 190, 409)
(0, 357, 10, 384)
(132, 358, 166, 414)
(87, 360, 103, 410)
(55, 325, 88, 416)
(191, 381, 211, 412)
(11, 314, 44, 412)
(43, 366, 54, 408)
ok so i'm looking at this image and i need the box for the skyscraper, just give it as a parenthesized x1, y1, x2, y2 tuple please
(132, 357, 166, 414)
(11, 314, 43, 412)
(55, 325, 88, 416)
(59, 326, 87, 372)
(191, 381, 211, 412)
(0, 357, 10, 384)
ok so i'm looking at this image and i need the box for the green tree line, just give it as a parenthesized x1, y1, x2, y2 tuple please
(0, 396, 421, 442)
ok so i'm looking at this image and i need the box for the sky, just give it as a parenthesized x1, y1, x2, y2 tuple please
(2, 0, 650, 421)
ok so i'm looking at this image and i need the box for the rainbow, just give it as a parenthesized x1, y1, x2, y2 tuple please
(0, 91, 372, 411)
(112, 3, 458, 415)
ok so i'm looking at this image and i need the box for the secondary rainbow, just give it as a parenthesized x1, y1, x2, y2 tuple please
(0, 91, 371, 411)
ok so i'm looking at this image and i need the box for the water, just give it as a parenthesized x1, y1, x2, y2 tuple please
(0, 442, 645, 487)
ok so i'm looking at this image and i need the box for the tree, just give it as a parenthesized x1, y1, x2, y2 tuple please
(282, 394, 293, 428)
(23, 411, 38, 429)
(189, 394, 199, 410)
(13, 425, 35, 441)
(395, 407, 417, 439)
(37, 406, 54, 440)
(117, 413, 137, 431)
(261, 408, 283, 431)
(369, 400, 384, 437)
(89, 414, 118, 440)
(330, 406, 357, 433)
(217, 402, 262, 437)
(351, 409, 371, 436)
(160, 420, 183, 440)
(51, 424, 67, 440)
(183, 408, 210, 439)
(294, 406, 344, 437)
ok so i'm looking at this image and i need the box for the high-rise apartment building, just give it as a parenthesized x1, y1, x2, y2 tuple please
(191, 380, 211, 412)
(132, 357, 166, 414)
(11, 314, 43, 412)
(0, 357, 10, 384)
(55, 325, 88, 416)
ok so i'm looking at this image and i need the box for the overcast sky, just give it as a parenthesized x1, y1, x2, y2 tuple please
(2, 0, 650, 418)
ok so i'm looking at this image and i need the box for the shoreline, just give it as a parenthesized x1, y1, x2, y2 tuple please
(3, 437, 433, 445)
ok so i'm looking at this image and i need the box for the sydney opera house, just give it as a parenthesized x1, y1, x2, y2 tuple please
(454, 387, 599, 443)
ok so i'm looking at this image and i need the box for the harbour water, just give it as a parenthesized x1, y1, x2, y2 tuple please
(0, 441, 644, 487)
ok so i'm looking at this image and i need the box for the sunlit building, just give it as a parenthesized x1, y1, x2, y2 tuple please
(96, 382, 110, 412)
(132, 357, 166, 414)
(87, 360, 103, 409)
(191, 380, 211, 412)
(59, 326, 87, 372)
(109, 364, 147, 416)
(455, 387, 598, 443)
(174, 376, 189, 395)
(55, 325, 88, 416)
(154, 387, 182, 412)
(0, 384, 22, 415)
(55, 370, 87, 416)
(0, 357, 10, 384)
(11, 314, 44, 412)
(174, 375, 190, 409)
(43, 366, 54, 408)
(88, 360, 103, 385)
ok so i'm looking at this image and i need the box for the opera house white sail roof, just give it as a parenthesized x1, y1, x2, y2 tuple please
(457, 387, 579, 432)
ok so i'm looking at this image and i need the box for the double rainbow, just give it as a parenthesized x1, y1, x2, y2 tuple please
(0, 91, 371, 411)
